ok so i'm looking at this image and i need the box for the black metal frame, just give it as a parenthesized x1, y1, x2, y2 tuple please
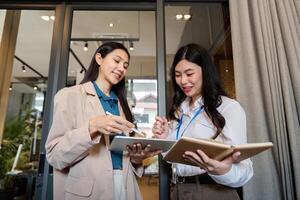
(0, 1, 228, 199)
(14, 55, 47, 80)
(39, 4, 73, 200)
(69, 48, 87, 72)
(156, 1, 170, 199)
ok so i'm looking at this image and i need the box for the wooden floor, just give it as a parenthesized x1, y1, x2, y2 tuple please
(137, 175, 159, 200)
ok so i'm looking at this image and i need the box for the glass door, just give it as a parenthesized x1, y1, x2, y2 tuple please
(0, 8, 55, 199)
(67, 8, 158, 200)
(165, 2, 235, 100)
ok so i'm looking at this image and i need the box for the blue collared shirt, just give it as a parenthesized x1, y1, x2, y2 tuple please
(92, 81, 123, 170)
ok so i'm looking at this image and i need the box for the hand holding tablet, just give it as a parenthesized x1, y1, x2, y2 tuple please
(109, 135, 176, 152)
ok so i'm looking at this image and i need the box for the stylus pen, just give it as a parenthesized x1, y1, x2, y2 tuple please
(105, 111, 146, 137)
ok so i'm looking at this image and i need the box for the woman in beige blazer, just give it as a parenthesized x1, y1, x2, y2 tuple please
(46, 42, 159, 200)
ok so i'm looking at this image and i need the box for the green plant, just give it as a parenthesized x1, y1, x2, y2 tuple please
(0, 108, 41, 189)
(0, 140, 17, 189)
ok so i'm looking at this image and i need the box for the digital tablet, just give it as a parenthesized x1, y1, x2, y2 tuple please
(109, 136, 176, 152)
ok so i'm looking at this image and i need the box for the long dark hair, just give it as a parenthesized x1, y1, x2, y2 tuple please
(81, 42, 134, 123)
(169, 43, 227, 139)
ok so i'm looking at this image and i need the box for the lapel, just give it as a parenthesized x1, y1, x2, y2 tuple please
(117, 100, 131, 176)
(82, 81, 102, 112)
(82, 81, 131, 175)
(82, 82, 110, 147)
(117, 101, 130, 137)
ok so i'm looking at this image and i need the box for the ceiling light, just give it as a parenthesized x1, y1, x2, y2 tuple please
(22, 65, 26, 73)
(183, 14, 192, 20)
(41, 16, 50, 21)
(50, 16, 55, 21)
(129, 41, 134, 51)
(109, 23, 114, 27)
(225, 69, 229, 73)
(83, 42, 88, 51)
(9, 84, 12, 91)
(33, 86, 38, 90)
(175, 14, 183, 20)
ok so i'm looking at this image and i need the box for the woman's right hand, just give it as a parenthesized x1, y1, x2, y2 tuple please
(89, 115, 134, 138)
(152, 116, 169, 139)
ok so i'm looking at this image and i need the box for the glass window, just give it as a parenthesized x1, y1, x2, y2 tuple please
(165, 3, 235, 99)
(68, 10, 158, 199)
(131, 79, 157, 133)
(1, 10, 54, 195)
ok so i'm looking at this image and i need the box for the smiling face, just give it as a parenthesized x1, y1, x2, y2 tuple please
(96, 49, 129, 88)
(175, 59, 203, 102)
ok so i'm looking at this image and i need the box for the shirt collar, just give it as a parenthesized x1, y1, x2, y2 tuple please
(180, 96, 203, 116)
(92, 81, 118, 102)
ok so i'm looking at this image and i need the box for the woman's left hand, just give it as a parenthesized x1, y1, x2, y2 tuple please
(183, 150, 241, 175)
(127, 143, 162, 165)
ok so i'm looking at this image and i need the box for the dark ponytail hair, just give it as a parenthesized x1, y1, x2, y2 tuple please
(81, 42, 134, 123)
(169, 43, 227, 139)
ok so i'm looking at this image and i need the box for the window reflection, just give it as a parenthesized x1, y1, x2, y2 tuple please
(129, 79, 157, 137)
(165, 3, 235, 101)
(1, 10, 54, 198)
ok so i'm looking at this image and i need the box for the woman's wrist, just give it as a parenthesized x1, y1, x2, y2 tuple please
(131, 159, 143, 168)
(130, 158, 143, 165)
(88, 119, 99, 139)
(209, 164, 232, 175)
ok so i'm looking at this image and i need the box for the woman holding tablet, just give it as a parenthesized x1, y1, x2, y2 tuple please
(46, 42, 159, 200)
(152, 43, 253, 199)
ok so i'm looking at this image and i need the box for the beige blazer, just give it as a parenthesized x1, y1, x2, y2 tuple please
(45, 82, 143, 200)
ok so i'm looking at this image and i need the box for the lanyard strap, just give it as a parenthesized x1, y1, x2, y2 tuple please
(176, 106, 204, 140)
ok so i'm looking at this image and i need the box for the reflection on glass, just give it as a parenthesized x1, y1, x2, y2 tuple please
(3, 9, 54, 185)
(165, 3, 235, 99)
(129, 79, 157, 137)
(68, 11, 156, 86)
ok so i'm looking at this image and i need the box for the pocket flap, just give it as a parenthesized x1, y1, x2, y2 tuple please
(65, 176, 94, 197)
